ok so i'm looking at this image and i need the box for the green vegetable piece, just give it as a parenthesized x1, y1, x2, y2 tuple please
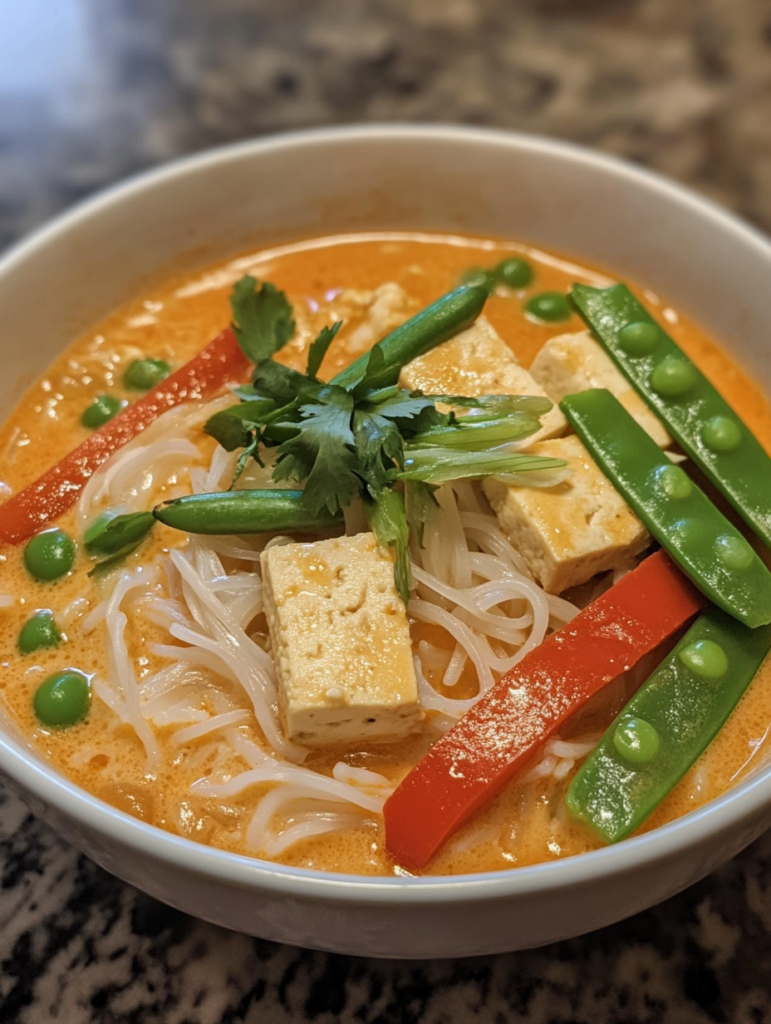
(571, 283, 771, 548)
(716, 534, 754, 570)
(567, 608, 771, 842)
(410, 412, 541, 451)
(85, 511, 155, 564)
(306, 322, 342, 378)
(332, 285, 488, 391)
(24, 529, 76, 581)
(273, 386, 360, 516)
(367, 487, 411, 604)
(493, 257, 534, 289)
(123, 358, 171, 391)
(399, 448, 566, 486)
(33, 670, 91, 728)
(18, 610, 61, 654)
(655, 464, 693, 500)
(459, 267, 495, 292)
(154, 489, 341, 535)
(649, 355, 698, 398)
(616, 321, 660, 357)
(702, 415, 742, 452)
(204, 400, 276, 452)
(612, 718, 660, 765)
(81, 394, 122, 429)
(525, 292, 571, 323)
(560, 389, 771, 628)
(230, 275, 295, 363)
(678, 639, 729, 679)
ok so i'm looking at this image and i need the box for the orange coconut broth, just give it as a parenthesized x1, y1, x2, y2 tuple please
(2, 231, 771, 877)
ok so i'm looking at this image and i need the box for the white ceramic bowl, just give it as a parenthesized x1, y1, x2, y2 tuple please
(2, 126, 771, 959)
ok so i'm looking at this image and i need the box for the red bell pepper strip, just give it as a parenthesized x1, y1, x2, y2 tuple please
(0, 329, 250, 544)
(383, 551, 705, 869)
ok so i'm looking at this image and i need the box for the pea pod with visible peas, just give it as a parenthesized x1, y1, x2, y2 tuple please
(566, 607, 771, 842)
(154, 489, 341, 535)
(570, 283, 771, 549)
(560, 388, 771, 628)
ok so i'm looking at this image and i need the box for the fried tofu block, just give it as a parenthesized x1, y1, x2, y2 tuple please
(261, 533, 423, 746)
(482, 435, 650, 593)
(399, 317, 567, 443)
(530, 330, 672, 448)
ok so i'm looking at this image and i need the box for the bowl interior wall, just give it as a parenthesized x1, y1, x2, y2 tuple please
(1, 131, 769, 414)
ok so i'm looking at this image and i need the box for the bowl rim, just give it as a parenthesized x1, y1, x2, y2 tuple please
(3, 122, 771, 903)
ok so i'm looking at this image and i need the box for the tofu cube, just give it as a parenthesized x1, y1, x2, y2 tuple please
(399, 317, 567, 443)
(482, 435, 650, 593)
(261, 533, 423, 746)
(336, 282, 416, 357)
(530, 330, 672, 448)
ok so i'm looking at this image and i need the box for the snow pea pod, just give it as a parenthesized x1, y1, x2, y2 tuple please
(570, 283, 771, 548)
(561, 388, 771, 627)
(154, 489, 341, 534)
(566, 607, 771, 843)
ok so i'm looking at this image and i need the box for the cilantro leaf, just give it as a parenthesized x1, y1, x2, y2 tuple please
(251, 360, 322, 407)
(363, 389, 445, 435)
(404, 480, 437, 548)
(204, 400, 276, 451)
(230, 275, 295, 363)
(353, 410, 403, 497)
(273, 387, 361, 515)
(366, 488, 411, 605)
(350, 344, 401, 396)
(306, 322, 342, 378)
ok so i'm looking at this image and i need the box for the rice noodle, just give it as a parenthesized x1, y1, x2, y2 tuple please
(76, 394, 232, 529)
(172, 709, 251, 745)
(95, 566, 162, 770)
(523, 734, 601, 783)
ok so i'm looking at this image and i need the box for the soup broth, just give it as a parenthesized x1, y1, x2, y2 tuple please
(2, 232, 771, 876)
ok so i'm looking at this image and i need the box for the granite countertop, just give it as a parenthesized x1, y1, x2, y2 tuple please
(3, 1, 771, 1020)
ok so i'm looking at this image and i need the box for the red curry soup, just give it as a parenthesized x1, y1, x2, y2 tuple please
(2, 231, 771, 877)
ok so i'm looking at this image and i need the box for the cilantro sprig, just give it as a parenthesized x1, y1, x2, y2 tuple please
(197, 276, 566, 602)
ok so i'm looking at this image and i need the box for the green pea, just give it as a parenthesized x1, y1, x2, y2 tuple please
(715, 533, 754, 570)
(458, 267, 495, 292)
(678, 639, 729, 679)
(613, 717, 660, 764)
(24, 529, 76, 581)
(33, 670, 90, 728)
(670, 516, 711, 548)
(18, 610, 62, 654)
(493, 257, 534, 289)
(81, 394, 123, 429)
(123, 358, 171, 391)
(702, 415, 742, 453)
(650, 356, 699, 398)
(617, 321, 660, 357)
(655, 463, 693, 500)
(525, 292, 571, 323)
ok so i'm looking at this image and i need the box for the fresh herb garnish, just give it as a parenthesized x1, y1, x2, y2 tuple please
(198, 275, 567, 600)
(230, 275, 295, 363)
(306, 321, 342, 378)
(367, 488, 411, 604)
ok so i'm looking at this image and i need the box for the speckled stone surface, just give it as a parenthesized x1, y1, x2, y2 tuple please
(3, 1, 771, 1020)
